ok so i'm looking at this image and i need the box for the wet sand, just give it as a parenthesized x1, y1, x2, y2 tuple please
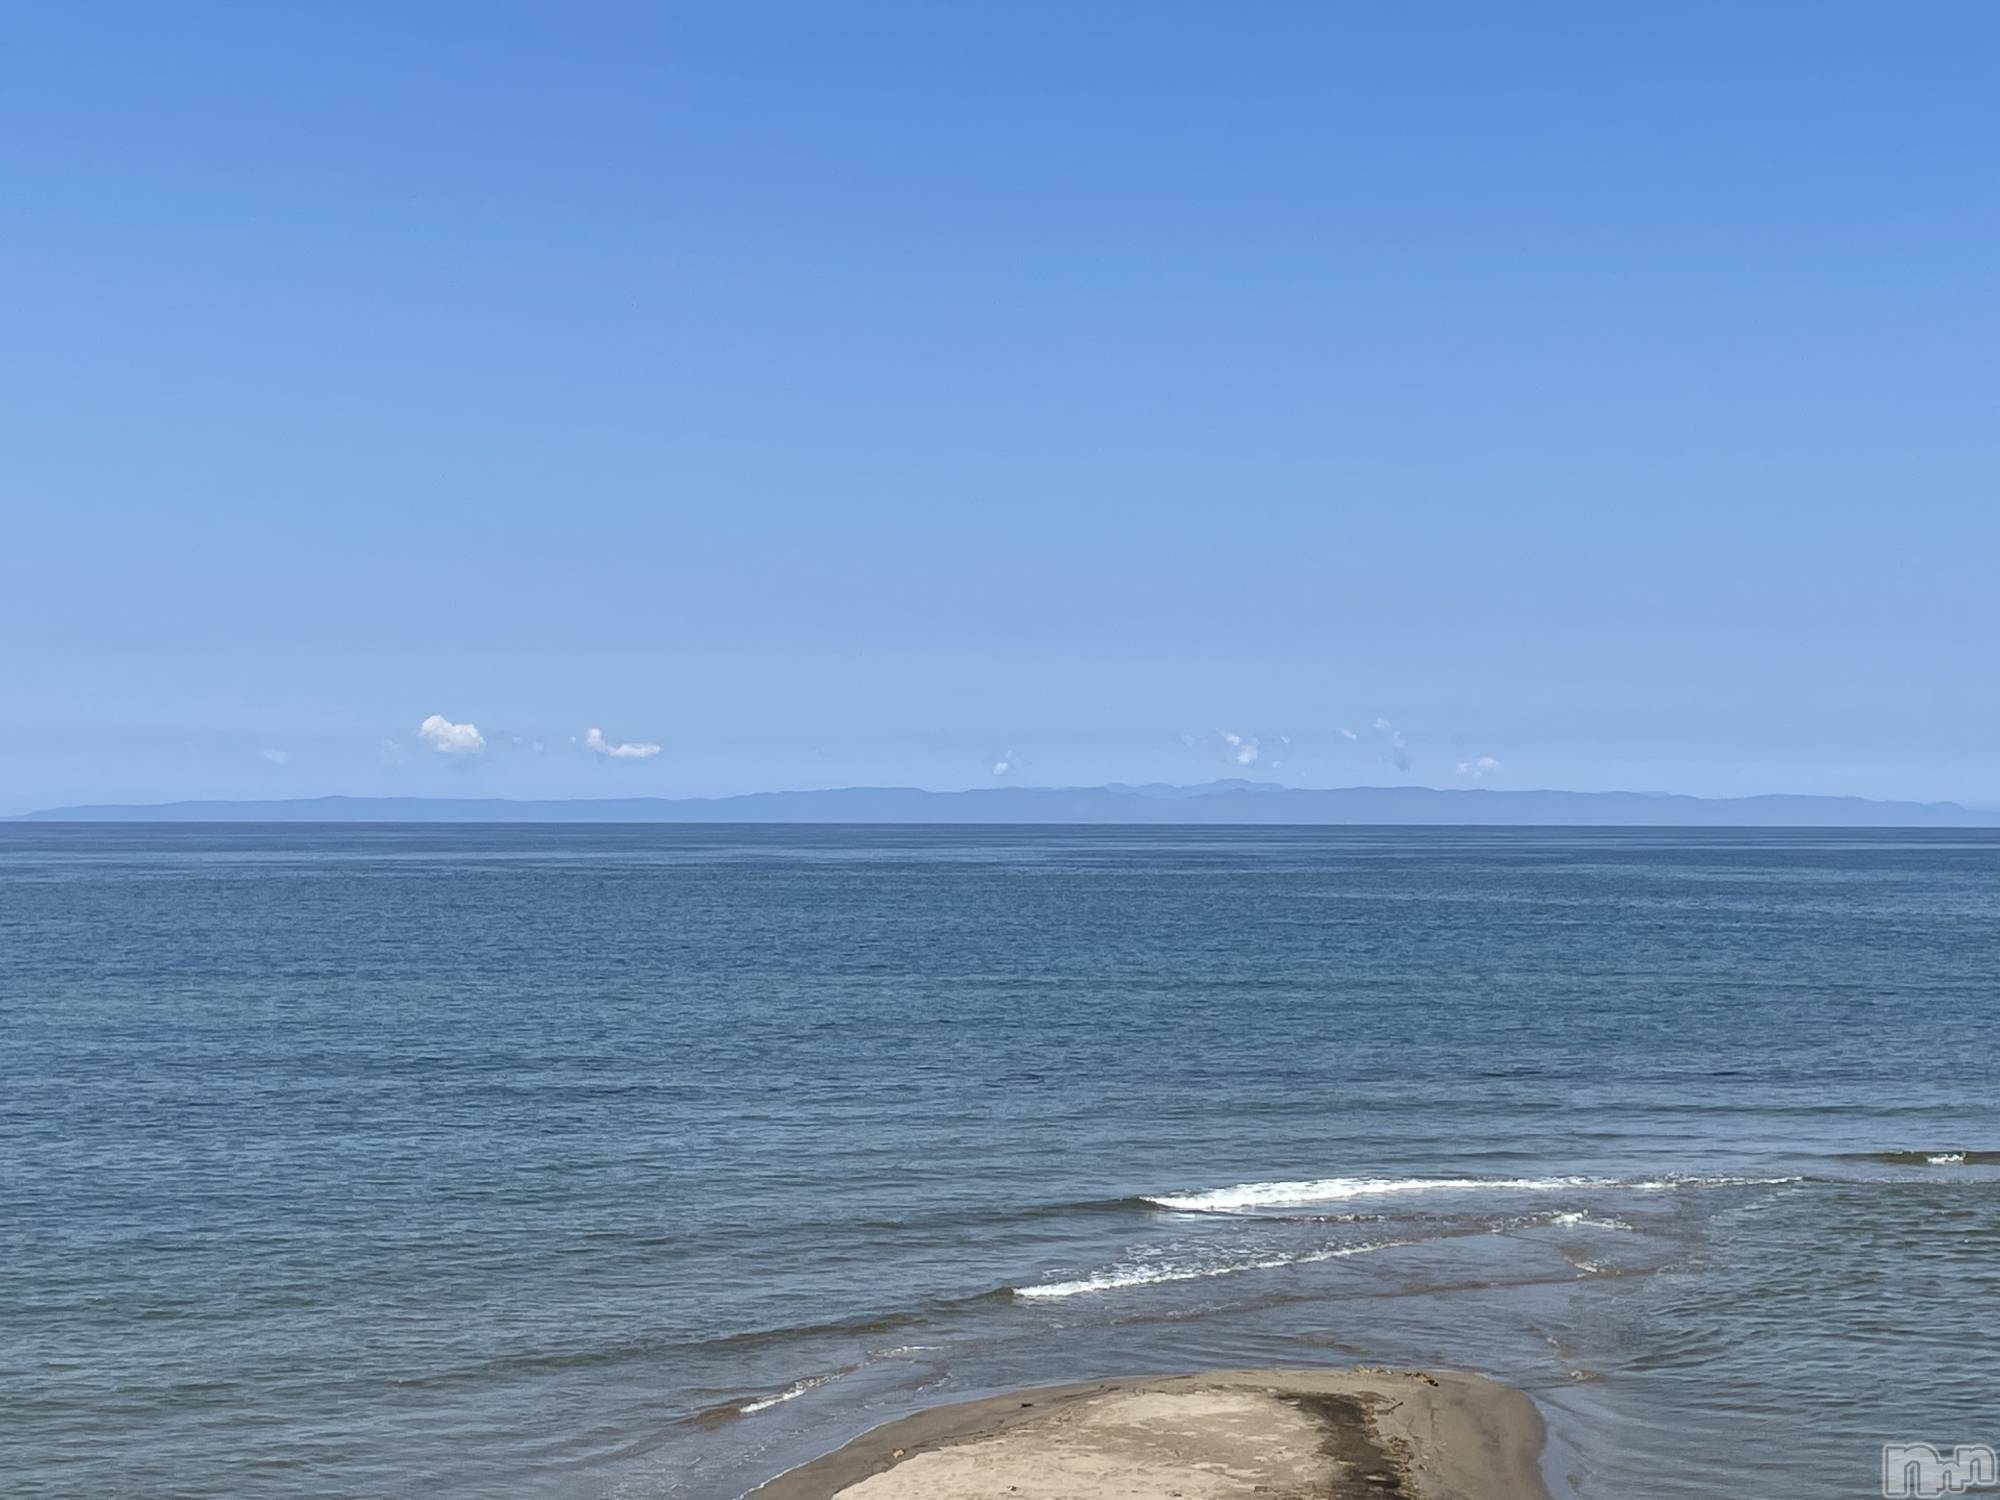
(748, 1367, 1549, 1500)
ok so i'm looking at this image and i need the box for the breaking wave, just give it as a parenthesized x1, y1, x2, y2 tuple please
(1014, 1239, 1408, 1300)
(1144, 1175, 1607, 1212)
(1549, 1211, 1634, 1230)
(738, 1369, 845, 1414)
(1145, 1172, 1804, 1213)
(1625, 1174, 1803, 1190)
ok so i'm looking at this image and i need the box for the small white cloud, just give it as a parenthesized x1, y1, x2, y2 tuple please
(1456, 756, 1501, 778)
(1219, 730, 1260, 766)
(1338, 727, 1359, 741)
(582, 726, 662, 760)
(261, 748, 289, 765)
(992, 760, 1011, 776)
(1371, 717, 1412, 770)
(418, 714, 486, 755)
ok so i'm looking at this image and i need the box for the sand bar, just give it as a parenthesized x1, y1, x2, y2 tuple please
(748, 1367, 1549, 1500)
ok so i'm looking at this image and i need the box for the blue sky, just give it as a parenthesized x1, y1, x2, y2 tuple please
(5, 3, 1996, 811)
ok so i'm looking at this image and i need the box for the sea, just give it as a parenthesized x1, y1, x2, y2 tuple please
(4, 824, 1997, 1500)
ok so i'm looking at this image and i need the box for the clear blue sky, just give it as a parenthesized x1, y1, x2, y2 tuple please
(5, 2, 1996, 811)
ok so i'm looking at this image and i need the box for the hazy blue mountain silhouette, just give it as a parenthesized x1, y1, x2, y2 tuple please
(15, 782, 1997, 826)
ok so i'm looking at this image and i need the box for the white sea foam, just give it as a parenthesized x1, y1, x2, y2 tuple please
(1015, 1239, 1407, 1300)
(739, 1371, 840, 1414)
(1144, 1176, 1600, 1212)
(1146, 1172, 1805, 1214)
(1927, 1153, 1967, 1165)
(1549, 1211, 1633, 1230)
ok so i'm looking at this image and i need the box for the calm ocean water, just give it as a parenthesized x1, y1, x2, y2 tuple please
(5, 824, 1997, 1499)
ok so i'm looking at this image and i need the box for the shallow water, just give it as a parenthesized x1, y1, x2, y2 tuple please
(4, 824, 1996, 1498)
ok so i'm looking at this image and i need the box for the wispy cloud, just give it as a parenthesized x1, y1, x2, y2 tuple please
(1219, 730, 1260, 766)
(418, 714, 486, 755)
(1456, 756, 1501, 779)
(1337, 727, 1359, 741)
(260, 748, 288, 765)
(1371, 717, 1413, 771)
(582, 726, 661, 760)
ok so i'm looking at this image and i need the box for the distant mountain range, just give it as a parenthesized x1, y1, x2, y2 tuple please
(12, 780, 1999, 826)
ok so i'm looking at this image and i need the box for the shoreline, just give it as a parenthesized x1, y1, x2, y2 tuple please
(747, 1366, 1550, 1500)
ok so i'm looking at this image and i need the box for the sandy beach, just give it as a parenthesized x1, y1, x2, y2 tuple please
(748, 1367, 1549, 1500)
